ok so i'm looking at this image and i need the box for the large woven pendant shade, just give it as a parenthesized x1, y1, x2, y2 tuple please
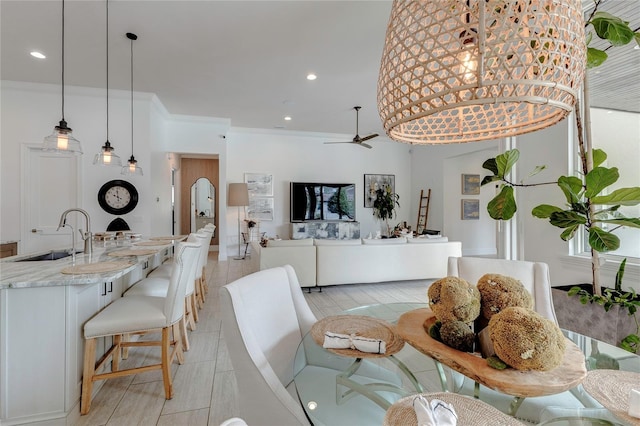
(377, 0, 586, 144)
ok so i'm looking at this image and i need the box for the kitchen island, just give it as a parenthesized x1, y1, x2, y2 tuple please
(0, 242, 174, 425)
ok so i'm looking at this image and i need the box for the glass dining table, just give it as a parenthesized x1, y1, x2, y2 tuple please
(293, 303, 640, 426)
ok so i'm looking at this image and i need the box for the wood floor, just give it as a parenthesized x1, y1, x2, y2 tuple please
(65, 254, 439, 426)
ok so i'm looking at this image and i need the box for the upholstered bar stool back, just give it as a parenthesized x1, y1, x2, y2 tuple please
(194, 227, 214, 305)
(144, 232, 209, 326)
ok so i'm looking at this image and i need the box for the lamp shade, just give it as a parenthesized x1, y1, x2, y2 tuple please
(377, 0, 586, 144)
(228, 183, 249, 207)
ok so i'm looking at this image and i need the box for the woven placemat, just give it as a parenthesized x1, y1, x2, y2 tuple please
(582, 369, 640, 425)
(150, 235, 187, 241)
(310, 315, 404, 358)
(60, 261, 133, 275)
(107, 248, 159, 257)
(134, 241, 171, 247)
(383, 392, 523, 426)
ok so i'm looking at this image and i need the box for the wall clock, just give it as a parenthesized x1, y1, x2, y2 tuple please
(97, 180, 139, 215)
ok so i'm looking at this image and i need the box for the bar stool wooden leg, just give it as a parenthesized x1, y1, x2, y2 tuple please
(161, 327, 173, 399)
(191, 293, 199, 323)
(173, 323, 185, 365)
(180, 316, 190, 352)
(112, 334, 121, 371)
(202, 266, 208, 294)
(199, 275, 206, 303)
(121, 333, 130, 359)
(81, 338, 97, 415)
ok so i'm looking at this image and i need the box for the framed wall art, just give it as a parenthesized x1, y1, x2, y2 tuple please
(364, 174, 395, 208)
(461, 174, 481, 195)
(247, 197, 274, 221)
(244, 173, 273, 197)
(461, 199, 480, 220)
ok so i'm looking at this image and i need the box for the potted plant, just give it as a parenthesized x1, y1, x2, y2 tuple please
(372, 187, 400, 237)
(480, 5, 640, 353)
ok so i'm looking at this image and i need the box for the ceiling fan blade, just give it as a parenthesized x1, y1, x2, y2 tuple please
(359, 142, 373, 149)
(358, 133, 379, 143)
(324, 141, 352, 145)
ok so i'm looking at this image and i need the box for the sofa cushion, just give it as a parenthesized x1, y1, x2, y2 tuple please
(362, 237, 407, 245)
(407, 236, 449, 243)
(267, 238, 314, 247)
(313, 239, 362, 246)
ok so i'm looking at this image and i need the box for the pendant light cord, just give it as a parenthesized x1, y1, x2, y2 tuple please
(105, 0, 109, 141)
(61, 0, 65, 121)
(130, 34, 134, 156)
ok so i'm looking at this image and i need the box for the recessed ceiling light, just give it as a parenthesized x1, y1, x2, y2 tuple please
(634, 45, 640, 50)
(30, 51, 46, 59)
(284, 116, 292, 121)
(306, 73, 317, 81)
(607, 110, 614, 114)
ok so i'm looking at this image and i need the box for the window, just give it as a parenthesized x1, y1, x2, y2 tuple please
(577, 108, 640, 259)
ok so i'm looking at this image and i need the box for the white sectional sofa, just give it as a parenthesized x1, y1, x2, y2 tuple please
(252, 236, 462, 288)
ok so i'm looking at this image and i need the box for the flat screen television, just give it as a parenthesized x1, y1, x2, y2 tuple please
(290, 182, 356, 222)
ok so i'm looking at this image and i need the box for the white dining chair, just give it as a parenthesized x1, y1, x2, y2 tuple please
(220, 265, 403, 425)
(80, 241, 200, 415)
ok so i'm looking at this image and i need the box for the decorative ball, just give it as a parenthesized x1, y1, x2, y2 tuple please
(488, 307, 565, 371)
(477, 273, 533, 320)
(440, 321, 475, 352)
(428, 276, 480, 323)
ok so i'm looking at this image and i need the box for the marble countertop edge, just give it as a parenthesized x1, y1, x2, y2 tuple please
(0, 243, 169, 290)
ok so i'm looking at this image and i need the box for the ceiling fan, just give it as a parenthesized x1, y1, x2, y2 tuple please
(324, 106, 379, 149)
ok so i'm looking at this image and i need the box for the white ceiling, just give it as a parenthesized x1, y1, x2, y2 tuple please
(1, 0, 638, 139)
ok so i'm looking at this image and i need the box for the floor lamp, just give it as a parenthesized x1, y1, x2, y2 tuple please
(228, 183, 249, 260)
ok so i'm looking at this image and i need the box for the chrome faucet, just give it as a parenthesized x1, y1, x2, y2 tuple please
(57, 208, 92, 255)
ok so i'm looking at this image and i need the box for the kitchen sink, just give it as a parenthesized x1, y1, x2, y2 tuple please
(16, 250, 81, 262)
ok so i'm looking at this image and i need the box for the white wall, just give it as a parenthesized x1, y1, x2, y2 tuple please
(443, 149, 499, 256)
(1, 81, 156, 248)
(164, 115, 230, 258)
(225, 127, 413, 251)
(409, 141, 499, 256)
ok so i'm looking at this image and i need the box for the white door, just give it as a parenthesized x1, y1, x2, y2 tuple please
(22, 145, 81, 254)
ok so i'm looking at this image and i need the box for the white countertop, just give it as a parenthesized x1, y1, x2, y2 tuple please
(0, 241, 172, 289)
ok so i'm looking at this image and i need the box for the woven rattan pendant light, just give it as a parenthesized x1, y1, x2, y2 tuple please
(377, 0, 586, 144)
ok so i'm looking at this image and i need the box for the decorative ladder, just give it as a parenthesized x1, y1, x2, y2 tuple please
(416, 188, 431, 235)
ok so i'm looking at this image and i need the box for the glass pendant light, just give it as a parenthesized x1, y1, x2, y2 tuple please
(121, 32, 143, 176)
(43, 0, 82, 155)
(94, 0, 122, 167)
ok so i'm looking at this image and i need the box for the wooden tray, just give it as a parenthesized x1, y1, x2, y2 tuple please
(397, 308, 587, 398)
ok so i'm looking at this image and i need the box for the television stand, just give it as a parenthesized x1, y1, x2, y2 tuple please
(291, 221, 360, 240)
